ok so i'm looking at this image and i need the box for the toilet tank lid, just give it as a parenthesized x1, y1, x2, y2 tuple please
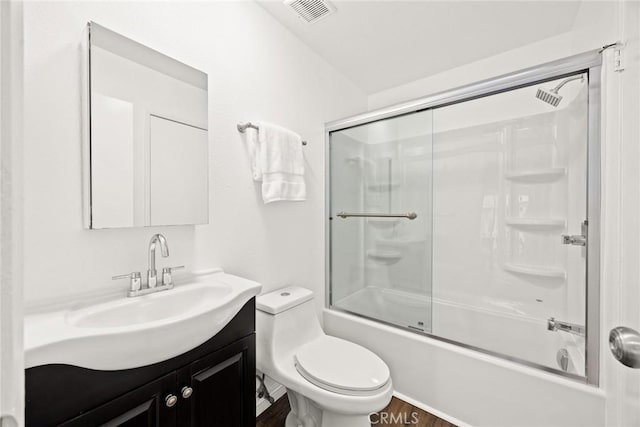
(256, 286, 314, 314)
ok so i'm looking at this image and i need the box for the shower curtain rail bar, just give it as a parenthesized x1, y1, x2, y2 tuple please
(325, 47, 604, 133)
(336, 211, 417, 220)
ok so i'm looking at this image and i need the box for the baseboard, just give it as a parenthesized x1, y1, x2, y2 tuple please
(393, 391, 471, 427)
(256, 373, 287, 417)
(253, 376, 468, 425)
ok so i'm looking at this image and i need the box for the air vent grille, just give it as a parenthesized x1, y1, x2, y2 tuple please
(284, 0, 336, 24)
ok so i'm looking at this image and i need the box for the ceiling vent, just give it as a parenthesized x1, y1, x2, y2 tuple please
(284, 0, 336, 25)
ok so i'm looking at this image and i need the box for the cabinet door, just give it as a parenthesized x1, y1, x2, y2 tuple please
(178, 335, 255, 427)
(60, 372, 177, 427)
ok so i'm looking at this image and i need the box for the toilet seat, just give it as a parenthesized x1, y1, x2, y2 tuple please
(294, 336, 390, 396)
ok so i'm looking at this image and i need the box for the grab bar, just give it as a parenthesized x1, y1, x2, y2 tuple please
(336, 211, 417, 220)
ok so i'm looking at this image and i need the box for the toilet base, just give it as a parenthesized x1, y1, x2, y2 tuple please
(284, 390, 372, 427)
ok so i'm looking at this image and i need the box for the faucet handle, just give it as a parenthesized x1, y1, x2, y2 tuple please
(161, 266, 184, 287)
(112, 272, 141, 280)
(165, 265, 184, 271)
(113, 272, 142, 293)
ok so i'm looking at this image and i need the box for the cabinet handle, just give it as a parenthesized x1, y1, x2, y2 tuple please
(165, 394, 178, 408)
(181, 386, 193, 399)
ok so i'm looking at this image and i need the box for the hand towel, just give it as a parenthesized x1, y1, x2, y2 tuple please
(257, 121, 306, 203)
(247, 126, 263, 182)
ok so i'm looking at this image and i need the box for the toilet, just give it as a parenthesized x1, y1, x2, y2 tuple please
(256, 286, 393, 427)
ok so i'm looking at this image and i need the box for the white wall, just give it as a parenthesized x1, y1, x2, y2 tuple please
(22, 1, 366, 310)
(368, 1, 618, 110)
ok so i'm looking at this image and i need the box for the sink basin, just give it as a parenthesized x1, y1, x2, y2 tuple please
(66, 285, 233, 328)
(24, 269, 261, 370)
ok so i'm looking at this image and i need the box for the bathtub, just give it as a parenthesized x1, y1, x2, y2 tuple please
(333, 286, 585, 375)
(326, 286, 604, 427)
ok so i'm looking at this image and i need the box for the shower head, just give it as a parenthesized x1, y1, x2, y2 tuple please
(535, 75, 585, 107)
(536, 87, 563, 107)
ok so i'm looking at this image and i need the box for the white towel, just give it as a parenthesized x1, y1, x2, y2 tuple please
(247, 127, 263, 182)
(248, 121, 306, 203)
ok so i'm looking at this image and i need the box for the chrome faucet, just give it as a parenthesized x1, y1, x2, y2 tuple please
(148, 233, 169, 288)
(112, 233, 184, 297)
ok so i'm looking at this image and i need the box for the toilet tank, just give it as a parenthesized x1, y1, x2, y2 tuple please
(255, 287, 325, 372)
(256, 286, 314, 314)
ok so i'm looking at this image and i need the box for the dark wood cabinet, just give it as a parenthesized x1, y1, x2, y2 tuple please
(178, 338, 254, 427)
(60, 372, 177, 427)
(26, 299, 256, 427)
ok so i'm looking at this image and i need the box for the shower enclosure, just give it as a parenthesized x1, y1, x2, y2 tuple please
(327, 51, 601, 383)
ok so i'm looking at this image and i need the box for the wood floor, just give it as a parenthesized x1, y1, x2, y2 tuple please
(256, 395, 457, 427)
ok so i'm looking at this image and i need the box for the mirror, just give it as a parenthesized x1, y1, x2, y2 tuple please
(85, 22, 208, 229)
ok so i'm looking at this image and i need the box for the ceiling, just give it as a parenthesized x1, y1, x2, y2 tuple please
(256, 1, 581, 94)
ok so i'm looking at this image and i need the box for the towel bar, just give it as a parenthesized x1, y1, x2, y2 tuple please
(237, 121, 307, 146)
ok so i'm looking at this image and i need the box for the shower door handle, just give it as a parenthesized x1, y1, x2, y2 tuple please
(336, 212, 417, 220)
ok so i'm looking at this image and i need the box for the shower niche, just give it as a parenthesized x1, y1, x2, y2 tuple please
(328, 69, 594, 380)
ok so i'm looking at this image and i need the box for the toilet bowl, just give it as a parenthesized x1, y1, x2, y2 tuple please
(256, 286, 393, 427)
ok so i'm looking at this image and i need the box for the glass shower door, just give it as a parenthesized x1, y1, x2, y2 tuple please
(327, 57, 598, 382)
(329, 110, 434, 333)
(430, 73, 589, 376)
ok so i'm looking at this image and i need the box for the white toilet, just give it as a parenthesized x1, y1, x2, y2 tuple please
(256, 286, 393, 427)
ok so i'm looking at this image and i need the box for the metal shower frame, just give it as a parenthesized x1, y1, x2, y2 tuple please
(324, 48, 603, 386)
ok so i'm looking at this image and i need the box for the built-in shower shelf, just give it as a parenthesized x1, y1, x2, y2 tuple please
(505, 218, 566, 228)
(503, 263, 566, 279)
(504, 168, 566, 183)
(376, 238, 426, 246)
(367, 183, 400, 192)
(344, 156, 363, 165)
(367, 250, 403, 265)
(367, 218, 400, 229)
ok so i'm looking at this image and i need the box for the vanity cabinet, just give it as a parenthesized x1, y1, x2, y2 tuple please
(60, 372, 177, 427)
(26, 299, 256, 427)
(178, 340, 251, 426)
